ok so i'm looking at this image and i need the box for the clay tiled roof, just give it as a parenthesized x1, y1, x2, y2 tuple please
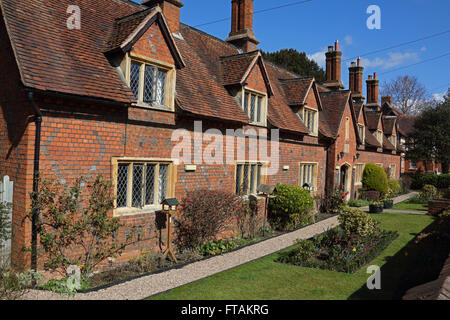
(382, 116, 396, 135)
(107, 8, 154, 50)
(382, 135, 396, 151)
(264, 61, 310, 134)
(353, 101, 364, 119)
(366, 111, 382, 131)
(174, 24, 249, 123)
(397, 114, 417, 136)
(220, 52, 258, 86)
(279, 78, 314, 106)
(364, 127, 381, 148)
(319, 90, 351, 138)
(0, 0, 140, 103)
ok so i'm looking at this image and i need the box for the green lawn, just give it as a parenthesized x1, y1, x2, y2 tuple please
(392, 199, 428, 211)
(149, 213, 435, 300)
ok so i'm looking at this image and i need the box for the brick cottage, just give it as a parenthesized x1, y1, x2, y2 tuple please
(0, 0, 406, 270)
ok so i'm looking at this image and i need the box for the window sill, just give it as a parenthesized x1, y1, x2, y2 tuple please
(113, 205, 164, 217)
(132, 102, 173, 112)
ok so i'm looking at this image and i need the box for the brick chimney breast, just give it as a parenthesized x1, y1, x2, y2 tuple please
(366, 72, 380, 106)
(349, 56, 364, 102)
(141, 0, 184, 34)
(226, 0, 259, 52)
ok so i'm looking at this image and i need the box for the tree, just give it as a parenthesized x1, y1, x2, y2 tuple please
(262, 49, 326, 82)
(407, 94, 450, 173)
(381, 75, 427, 114)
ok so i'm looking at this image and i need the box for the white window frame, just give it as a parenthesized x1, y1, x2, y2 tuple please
(355, 163, 365, 185)
(389, 164, 396, 179)
(112, 157, 176, 216)
(241, 88, 267, 126)
(299, 106, 319, 136)
(389, 135, 397, 148)
(299, 162, 318, 191)
(358, 124, 365, 144)
(376, 130, 383, 145)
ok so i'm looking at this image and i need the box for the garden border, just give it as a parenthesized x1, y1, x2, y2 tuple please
(38, 213, 338, 295)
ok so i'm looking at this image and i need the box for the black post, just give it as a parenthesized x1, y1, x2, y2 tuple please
(31, 115, 42, 271)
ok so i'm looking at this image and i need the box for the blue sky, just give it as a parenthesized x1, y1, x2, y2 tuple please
(136, 0, 450, 100)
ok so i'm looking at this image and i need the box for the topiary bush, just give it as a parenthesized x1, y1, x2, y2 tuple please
(362, 164, 389, 195)
(268, 185, 314, 231)
(175, 189, 246, 250)
(338, 208, 379, 237)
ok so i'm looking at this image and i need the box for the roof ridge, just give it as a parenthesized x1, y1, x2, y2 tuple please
(115, 7, 153, 22)
(279, 77, 314, 82)
(262, 59, 303, 78)
(180, 23, 241, 51)
(219, 50, 260, 60)
(112, 0, 144, 9)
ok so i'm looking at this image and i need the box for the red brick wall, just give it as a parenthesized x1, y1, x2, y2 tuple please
(132, 22, 175, 66)
(246, 62, 267, 94)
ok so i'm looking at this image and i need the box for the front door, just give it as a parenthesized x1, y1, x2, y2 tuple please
(340, 165, 347, 189)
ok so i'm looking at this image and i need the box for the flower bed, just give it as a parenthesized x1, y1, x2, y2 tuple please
(277, 228, 398, 273)
(276, 209, 398, 273)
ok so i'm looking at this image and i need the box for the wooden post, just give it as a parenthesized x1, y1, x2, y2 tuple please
(163, 209, 177, 263)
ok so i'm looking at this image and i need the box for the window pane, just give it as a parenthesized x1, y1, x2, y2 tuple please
(158, 164, 168, 204)
(250, 164, 256, 194)
(236, 164, 242, 195)
(242, 164, 249, 195)
(257, 165, 261, 189)
(132, 164, 144, 208)
(250, 94, 256, 121)
(244, 93, 249, 114)
(143, 65, 156, 103)
(156, 69, 166, 105)
(145, 164, 156, 205)
(117, 164, 129, 208)
(130, 62, 141, 99)
(256, 96, 262, 122)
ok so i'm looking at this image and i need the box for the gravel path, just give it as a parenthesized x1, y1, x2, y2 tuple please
(21, 192, 419, 300)
(22, 215, 339, 300)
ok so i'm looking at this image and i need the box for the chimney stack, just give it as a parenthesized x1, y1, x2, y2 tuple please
(348, 56, 364, 102)
(366, 72, 380, 106)
(141, 0, 184, 34)
(324, 40, 344, 91)
(226, 0, 259, 52)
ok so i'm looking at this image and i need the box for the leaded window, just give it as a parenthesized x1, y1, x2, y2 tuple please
(242, 90, 265, 124)
(115, 161, 171, 210)
(129, 61, 168, 106)
(300, 163, 317, 190)
(236, 163, 263, 196)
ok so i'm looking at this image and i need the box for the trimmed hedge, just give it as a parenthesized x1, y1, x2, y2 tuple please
(362, 164, 389, 195)
(410, 174, 450, 190)
(268, 184, 314, 231)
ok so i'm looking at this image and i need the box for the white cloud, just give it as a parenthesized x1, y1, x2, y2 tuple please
(421, 46, 427, 52)
(307, 49, 327, 68)
(432, 91, 446, 102)
(361, 51, 420, 70)
(344, 35, 353, 46)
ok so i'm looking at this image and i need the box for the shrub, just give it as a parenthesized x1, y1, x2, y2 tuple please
(29, 176, 139, 275)
(388, 179, 402, 197)
(410, 174, 450, 190)
(443, 187, 450, 200)
(362, 164, 389, 195)
(268, 185, 314, 230)
(199, 239, 237, 256)
(234, 196, 262, 239)
(318, 186, 347, 214)
(175, 189, 245, 250)
(419, 184, 438, 202)
(338, 208, 379, 237)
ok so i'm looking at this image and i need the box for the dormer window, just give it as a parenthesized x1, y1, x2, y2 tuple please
(298, 106, 318, 136)
(242, 88, 267, 125)
(376, 130, 383, 145)
(389, 135, 397, 148)
(358, 124, 365, 144)
(125, 53, 176, 111)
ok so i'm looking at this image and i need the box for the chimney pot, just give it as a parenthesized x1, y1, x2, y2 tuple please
(335, 40, 339, 51)
(357, 57, 361, 66)
(374, 72, 377, 79)
(328, 46, 333, 52)
(368, 75, 372, 80)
